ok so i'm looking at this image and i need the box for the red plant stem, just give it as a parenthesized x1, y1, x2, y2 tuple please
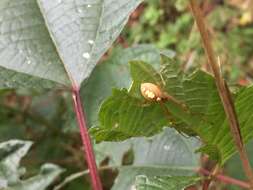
(202, 180, 211, 190)
(198, 168, 250, 189)
(72, 86, 103, 190)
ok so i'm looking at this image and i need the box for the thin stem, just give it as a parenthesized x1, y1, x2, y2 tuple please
(202, 165, 220, 190)
(198, 168, 250, 189)
(72, 86, 103, 190)
(189, 1, 253, 188)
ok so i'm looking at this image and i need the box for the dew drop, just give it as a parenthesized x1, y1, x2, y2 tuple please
(87, 4, 92, 8)
(88, 40, 94, 45)
(77, 8, 83, 13)
(27, 59, 31, 65)
(82, 52, 90, 59)
(164, 145, 171, 151)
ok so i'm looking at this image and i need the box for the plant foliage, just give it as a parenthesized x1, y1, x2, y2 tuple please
(91, 56, 253, 165)
(0, 140, 63, 190)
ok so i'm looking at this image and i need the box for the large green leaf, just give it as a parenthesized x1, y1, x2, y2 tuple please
(90, 59, 211, 142)
(0, 0, 143, 88)
(111, 128, 200, 190)
(212, 85, 253, 164)
(0, 140, 63, 190)
(135, 175, 200, 190)
(92, 57, 253, 165)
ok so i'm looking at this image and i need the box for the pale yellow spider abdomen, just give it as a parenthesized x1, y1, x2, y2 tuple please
(140, 83, 163, 101)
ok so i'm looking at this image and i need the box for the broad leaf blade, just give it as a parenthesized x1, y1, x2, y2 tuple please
(112, 128, 200, 190)
(92, 57, 253, 165)
(0, 0, 69, 86)
(212, 85, 253, 164)
(0, 0, 143, 88)
(37, 0, 143, 86)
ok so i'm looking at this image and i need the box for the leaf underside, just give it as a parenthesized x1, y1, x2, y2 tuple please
(0, 0, 143, 89)
(111, 128, 200, 190)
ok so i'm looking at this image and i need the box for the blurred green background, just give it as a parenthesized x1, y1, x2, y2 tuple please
(1, 0, 253, 189)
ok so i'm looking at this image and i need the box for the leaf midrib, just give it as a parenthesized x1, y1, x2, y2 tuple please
(36, 0, 107, 87)
(36, 0, 72, 86)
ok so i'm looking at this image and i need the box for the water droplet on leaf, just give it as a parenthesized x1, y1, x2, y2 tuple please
(164, 145, 171, 151)
(82, 52, 90, 59)
(88, 40, 94, 45)
(27, 59, 31, 65)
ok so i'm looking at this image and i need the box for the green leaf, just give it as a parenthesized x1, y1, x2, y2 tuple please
(111, 128, 200, 190)
(160, 61, 253, 164)
(92, 56, 253, 165)
(0, 0, 143, 88)
(0, 140, 63, 190)
(129, 60, 163, 98)
(212, 85, 253, 164)
(90, 58, 205, 142)
(135, 175, 200, 190)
